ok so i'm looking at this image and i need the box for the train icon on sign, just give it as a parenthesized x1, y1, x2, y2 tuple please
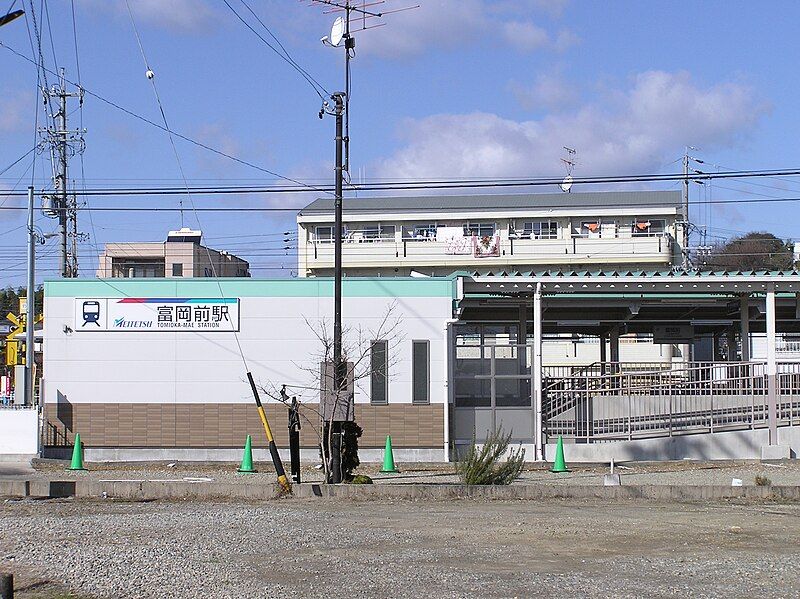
(82, 301, 101, 327)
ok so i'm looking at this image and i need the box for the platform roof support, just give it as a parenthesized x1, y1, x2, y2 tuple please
(740, 294, 750, 362)
(766, 284, 777, 444)
(532, 283, 543, 461)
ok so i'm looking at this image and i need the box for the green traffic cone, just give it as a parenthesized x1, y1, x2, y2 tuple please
(67, 433, 86, 471)
(550, 435, 570, 473)
(379, 435, 399, 473)
(237, 435, 257, 473)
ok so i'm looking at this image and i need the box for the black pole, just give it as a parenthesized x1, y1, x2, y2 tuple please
(330, 92, 345, 484)
(288, 396, 301, 484)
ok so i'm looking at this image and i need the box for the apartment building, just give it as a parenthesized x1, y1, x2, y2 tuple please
(297, 191, 684, 277)
(96, 228, 250, 279)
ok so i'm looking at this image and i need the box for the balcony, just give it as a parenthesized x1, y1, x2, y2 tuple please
(304, 234, 673, 272)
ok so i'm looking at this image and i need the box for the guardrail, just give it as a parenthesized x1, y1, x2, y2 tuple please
(544, 361, 800, 442)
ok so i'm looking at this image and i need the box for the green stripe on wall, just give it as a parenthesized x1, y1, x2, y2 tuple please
(44, 277, 457, 299)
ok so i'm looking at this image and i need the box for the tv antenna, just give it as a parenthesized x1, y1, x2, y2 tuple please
(307, 0, 418, 484)
(560, 146, 577, 193)
(309, 0, 419, 174)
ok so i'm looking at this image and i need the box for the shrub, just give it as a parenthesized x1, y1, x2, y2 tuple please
(755, 474, 772, 487)
(456, 426, 525, 485)
(350, 474, 373, 484)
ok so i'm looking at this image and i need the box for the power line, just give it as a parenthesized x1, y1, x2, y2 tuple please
(0, 39, 332, 196)
(222, 0, 329, 100)
(2, 166, 799, 197)
(0, 147, 36, 177)
(1, 193, 800, 211)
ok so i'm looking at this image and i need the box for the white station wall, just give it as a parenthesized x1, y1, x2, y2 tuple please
(44, 292, 452, 407)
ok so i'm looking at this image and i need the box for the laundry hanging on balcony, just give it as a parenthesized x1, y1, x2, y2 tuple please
(437, 226, 472, 255)
(474, 234, 500, 258)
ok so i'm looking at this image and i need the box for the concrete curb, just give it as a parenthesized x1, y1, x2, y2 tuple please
(3, 479, 800, 502)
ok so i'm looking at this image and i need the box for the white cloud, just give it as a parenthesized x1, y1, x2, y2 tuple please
(554, 28, 581, 52)
(0, 90, 31, 133)
(81, 0, 218, 32)
(352, 0, 578, 58)
(375, 71, 767, 180)
(510, 71, 578, 112)
(502, 21, 550, 53)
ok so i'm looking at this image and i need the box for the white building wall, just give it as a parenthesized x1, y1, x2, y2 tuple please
(44, 293, 451, 408)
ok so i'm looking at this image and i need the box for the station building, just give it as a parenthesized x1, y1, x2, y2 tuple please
(39, 270, 800, 463)
(1, 191, 794, 462)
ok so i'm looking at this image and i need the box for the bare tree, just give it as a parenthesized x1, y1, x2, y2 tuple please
(259, 302, 404, 481)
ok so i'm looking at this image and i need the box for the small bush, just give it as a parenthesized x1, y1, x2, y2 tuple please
(456, 426, 525, 485)
(755, 474, 772, 487)
(350, 474, 373, 485)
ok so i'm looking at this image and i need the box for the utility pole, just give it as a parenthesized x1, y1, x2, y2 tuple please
(41, 68, 83, 278)
(25, 186, 35, 406)
(330, 91, 345, 484)
(682, 149, 690, 270)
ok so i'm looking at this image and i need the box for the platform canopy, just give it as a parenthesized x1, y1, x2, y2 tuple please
(456, 270, 800, 335)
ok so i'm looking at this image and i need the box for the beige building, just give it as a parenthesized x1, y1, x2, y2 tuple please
(297, 191, 684, 278)
(96, 228, 250, 278)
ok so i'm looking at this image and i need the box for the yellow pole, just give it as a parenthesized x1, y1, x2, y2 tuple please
(247, 372, 291, 492)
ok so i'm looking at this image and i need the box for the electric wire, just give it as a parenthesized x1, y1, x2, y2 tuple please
(70, 0, 99, 268)
(223, 0, 329, 100)
(40, 0, 58, 73)
(124, 0, 252, 373)
(2, 165, 800, 197)
(0, 147, 36, 178)
(0, 39, 333, 196)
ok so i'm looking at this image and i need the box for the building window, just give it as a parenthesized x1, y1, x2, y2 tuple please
(360, 224, 396, 242)
(517, 220, 557, 239)
(632, 219, 666, 236)
(111, 259, 165, 278)
(404, 223, 437, 240)
(314, 225, 333, 243)
(464, 222, 495, 238)
(172, 263, 183, 277)
(412, 340, 430, 404)
(370, 340, 388, 404)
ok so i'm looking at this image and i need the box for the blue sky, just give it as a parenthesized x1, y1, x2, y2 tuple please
(1, 0, 799, 284)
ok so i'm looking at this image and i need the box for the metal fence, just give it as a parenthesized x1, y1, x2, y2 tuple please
(451, 340, 800, 445)
(544, 361, 800, 442)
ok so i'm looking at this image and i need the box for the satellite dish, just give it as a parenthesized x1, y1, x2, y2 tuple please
(330, 16, 345, 47)
(560, 175, 573, 193)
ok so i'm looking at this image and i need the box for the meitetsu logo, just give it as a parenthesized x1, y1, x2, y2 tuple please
(113, 317, 153, 329)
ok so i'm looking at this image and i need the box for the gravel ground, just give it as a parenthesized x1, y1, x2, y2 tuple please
(16, 458, 800, 487)
(1, 497, 799, 598)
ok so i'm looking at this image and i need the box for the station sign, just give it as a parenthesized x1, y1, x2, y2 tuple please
(74, 298, 240, 332)
(652, 324, 693, 344)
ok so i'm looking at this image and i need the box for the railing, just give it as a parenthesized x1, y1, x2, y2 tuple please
(44, 420, 72, 447)
(544, 361, 800, 442)
(307, 235, 672, 266)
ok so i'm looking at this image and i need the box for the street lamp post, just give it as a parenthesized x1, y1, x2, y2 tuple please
(0, 9, 24, 28)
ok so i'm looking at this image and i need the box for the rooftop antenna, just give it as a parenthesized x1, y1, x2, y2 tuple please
(560, 146, 576, 193)
(310, 0, 419, 175)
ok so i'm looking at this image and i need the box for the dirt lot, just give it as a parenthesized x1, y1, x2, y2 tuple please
(2, 497, 799, 598)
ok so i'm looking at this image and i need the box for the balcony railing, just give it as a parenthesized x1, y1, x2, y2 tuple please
(306, 234, 672, 268)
